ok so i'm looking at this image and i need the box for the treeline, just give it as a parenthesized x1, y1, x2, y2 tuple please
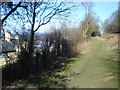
(2, 24, 84, 84)
(2, 18, 101, 84)
(2, 2, 101, 87)
(17, 19, 100, 77)
(103, 9, 120, 33)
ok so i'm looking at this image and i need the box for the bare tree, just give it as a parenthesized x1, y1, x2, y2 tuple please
(81, 2, 93, 39)
(103, 10, 120, 33)
(11, 1, 79, 73)
(80, 2, 100, 39)
(1, 1, 80, 75)
(0, 2, 23, 38)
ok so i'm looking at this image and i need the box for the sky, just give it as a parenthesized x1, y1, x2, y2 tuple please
(36, 2, 118, 33)
(2, 2, 118, 34)
(93, 2, 118, 22)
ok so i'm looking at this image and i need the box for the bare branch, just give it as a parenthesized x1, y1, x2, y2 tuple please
(2, 2, 21, 24)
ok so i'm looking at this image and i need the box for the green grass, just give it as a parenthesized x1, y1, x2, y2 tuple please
(3, 39, 118, 88)
(3, 57, 76, 88)
(100, 35, 112, 39)
(25, 57, 76, 88)
(66, 39, 118, 88)
(33, 49, 42, 54)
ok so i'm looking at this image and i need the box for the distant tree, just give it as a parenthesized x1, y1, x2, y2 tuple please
(80, 2, 93, 39)
(80, 2, 100, 39)
(103, 10, 120, 33)
(103, 19, 110, 33)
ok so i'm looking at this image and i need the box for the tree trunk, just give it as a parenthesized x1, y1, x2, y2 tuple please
(0, 20, 2, 39)
(27, 2, 36, 74)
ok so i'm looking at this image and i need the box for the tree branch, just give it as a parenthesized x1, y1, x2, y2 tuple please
(2, 2, 21, 24)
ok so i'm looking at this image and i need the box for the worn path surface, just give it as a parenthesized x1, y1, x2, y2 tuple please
(65, 39, 118, 88)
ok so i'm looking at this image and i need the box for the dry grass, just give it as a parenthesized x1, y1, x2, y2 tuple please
(71, 41, 91, 55)
(101, 33, 117, 39)
(100, 33, 119, 50)
(107, 34, 119, 49)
